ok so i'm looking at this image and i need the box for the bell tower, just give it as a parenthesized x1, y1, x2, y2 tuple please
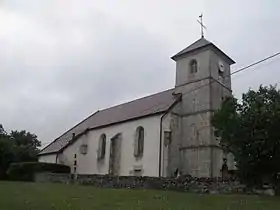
(169, 37, 235, 177)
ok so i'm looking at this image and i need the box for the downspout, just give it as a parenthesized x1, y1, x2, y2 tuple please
(209, 55, 214, 178)
(159, 111, 168, 177)
(56, 153, 59, 164)
(158, 94, 182, 177)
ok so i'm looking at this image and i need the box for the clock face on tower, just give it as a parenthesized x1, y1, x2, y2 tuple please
(218, 61, 225, 72)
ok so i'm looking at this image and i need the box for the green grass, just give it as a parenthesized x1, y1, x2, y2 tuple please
(0, 182, 280, 210)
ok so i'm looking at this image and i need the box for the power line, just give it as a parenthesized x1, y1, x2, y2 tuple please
(42, 51, 280, 145)
(231, 52, 280, 76)
(232, 56, 280, 81)
(134, 51, 280, 116)
(180, 51, 280, 96)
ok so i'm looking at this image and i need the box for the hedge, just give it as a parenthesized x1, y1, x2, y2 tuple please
(7, 162, 70, 181)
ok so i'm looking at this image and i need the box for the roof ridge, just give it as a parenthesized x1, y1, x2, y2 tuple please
(171, 37, 235, 64)
(97, 88, 174, 112)
(171, 37, 212, 60)
(39, 88, 175, 154)
(39, 110, 100, 153)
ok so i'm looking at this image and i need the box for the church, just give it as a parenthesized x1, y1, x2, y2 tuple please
(38, 35, 236, 178)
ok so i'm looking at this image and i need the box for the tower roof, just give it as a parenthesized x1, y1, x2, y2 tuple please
(171, 37, 235, 64)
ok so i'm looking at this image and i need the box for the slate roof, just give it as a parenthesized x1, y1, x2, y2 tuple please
(39, 88, 179, 155)
(171, 37, 235, 64)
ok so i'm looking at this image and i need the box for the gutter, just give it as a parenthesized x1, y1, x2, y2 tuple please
(39, 111, 166, 156)
(38, 111, 100, 155)
(158, 94, 182, 177)
(158, 112, 169, 177)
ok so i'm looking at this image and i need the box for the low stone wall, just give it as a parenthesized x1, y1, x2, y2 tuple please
(35, 173, 248, 194)
(35, 172, 71, 184)
(78, 174, 245, 194)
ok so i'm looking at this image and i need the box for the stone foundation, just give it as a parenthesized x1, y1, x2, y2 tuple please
(35, 173, 249, 194)
(35, 172, 71, 184)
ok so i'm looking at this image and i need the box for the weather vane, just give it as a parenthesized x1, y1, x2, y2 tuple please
(197, 14, 206, 38)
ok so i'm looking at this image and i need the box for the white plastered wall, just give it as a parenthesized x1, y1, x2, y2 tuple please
(40, 115, 163, 177)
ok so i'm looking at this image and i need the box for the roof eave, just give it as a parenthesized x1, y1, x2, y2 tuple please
(38, 110, 169, 156)
(211, 45, 236, 65)
(38, 111, 100, 155)
(37, 151, 59, 156)
(171, 44, 235, 65)
(38, 92, 182, 156)
(171, 44, 212, 61)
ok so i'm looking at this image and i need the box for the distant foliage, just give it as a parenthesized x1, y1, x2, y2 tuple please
(212, 85, 280, 186)
(0, 125, 41, 179)
(7, 162, 70, 181)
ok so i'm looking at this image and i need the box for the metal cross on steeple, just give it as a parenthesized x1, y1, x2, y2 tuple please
(197, 14, 206, 38)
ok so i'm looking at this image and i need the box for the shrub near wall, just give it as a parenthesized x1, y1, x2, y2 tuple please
(7, 162, 70, 181)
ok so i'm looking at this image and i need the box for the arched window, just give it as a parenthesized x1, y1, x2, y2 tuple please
(190, 59, 198, 74)
(97, 134, 106, 160)
(134, 126, 144, 158)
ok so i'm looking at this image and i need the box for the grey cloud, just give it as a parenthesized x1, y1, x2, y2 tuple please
(1, 0, 280, 146)
(0, 1, 173, 144)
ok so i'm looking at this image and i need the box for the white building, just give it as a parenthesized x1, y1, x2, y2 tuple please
(38, 37, 235, 177)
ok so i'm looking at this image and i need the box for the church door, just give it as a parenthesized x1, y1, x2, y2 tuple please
(108, 133, 122, 175)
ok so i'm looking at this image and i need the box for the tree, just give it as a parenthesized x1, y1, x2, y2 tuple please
(0, 124, 7, 138)
(0, 125, 41, 178)
(0, 136, 14, 178)
(10, 130, 41, 162)
(212, 85, 280, 185)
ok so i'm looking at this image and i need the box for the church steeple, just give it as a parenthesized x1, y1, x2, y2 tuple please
(171, 14, 235, 65)
(172, 37, 235, 88)
(168, 34, 236, 177)
(171, 37, 235, 64)
(171, 37, 211, 61)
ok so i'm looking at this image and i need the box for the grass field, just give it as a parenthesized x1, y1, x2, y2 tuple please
(0, 182, 280, 210)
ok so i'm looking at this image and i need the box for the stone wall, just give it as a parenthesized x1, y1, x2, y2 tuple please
(78, 175, 245, 194)
(35, 173, 248, 194)
(35, 172, 71, 184)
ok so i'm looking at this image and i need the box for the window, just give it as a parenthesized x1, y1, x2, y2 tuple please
(218, 70, 223, 77)
(218, 61, 225, 81)
(190, 59, 198, 74)
(134, 126, 144, 158)
(133, 165, 143, 176)
(164, 131, 172, 146)
(218, 70, 224, 82)
(97, 134, 106, 160)
(80, 144, 88, 155)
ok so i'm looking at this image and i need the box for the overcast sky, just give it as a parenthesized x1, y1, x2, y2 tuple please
(1, 0, 280, 146)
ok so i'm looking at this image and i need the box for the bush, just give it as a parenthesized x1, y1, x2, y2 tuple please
(7, 162, 70, 181)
